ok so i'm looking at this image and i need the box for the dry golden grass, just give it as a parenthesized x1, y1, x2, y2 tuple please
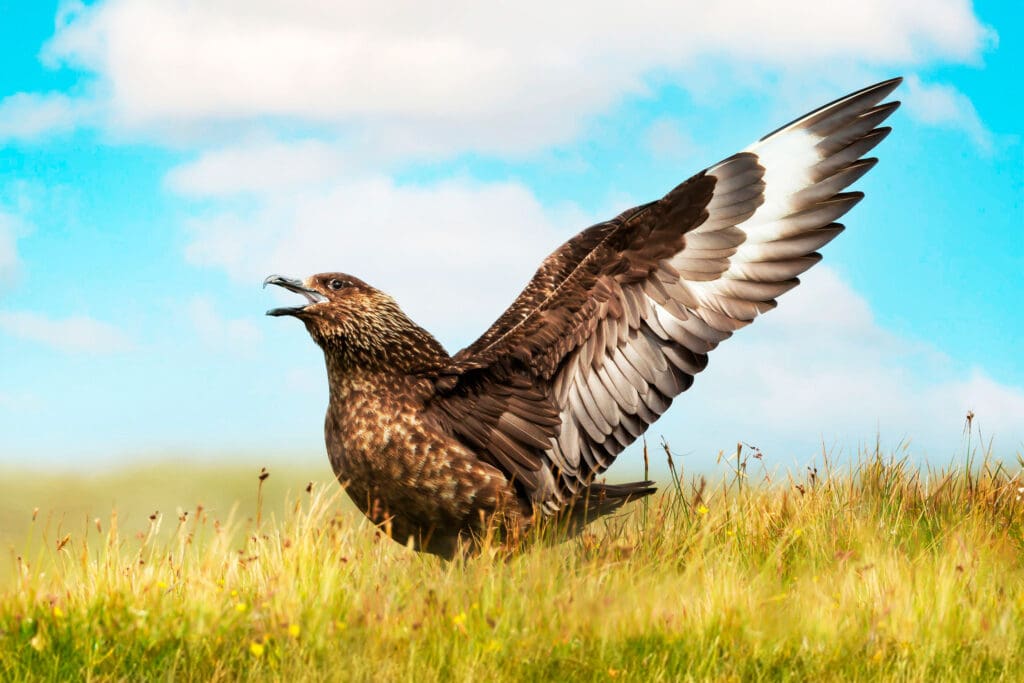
(2, 439, 1023, 681)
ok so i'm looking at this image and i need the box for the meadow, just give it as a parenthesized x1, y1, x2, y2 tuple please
(1, 437, 1023, 682)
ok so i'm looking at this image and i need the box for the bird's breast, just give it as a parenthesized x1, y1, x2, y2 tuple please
(322, 371, 511, 529)
(323, 373, 420, 484)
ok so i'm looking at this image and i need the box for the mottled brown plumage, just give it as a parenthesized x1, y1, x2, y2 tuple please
(265, 79, 902, 558)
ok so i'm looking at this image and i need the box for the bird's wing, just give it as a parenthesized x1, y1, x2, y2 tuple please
(427, 78, 902, 513)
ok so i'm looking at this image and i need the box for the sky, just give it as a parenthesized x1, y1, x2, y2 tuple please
(0, 1, 1021, 475)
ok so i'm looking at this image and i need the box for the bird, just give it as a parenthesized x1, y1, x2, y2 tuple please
(265, 78, 902, 558)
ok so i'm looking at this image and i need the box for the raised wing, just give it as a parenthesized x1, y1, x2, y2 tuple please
(428, 78, 902, 513)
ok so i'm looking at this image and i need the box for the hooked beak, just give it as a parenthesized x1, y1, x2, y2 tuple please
(263, 275, 327, 317)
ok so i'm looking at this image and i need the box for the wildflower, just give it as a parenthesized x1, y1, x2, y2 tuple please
(452, 612, 467, 627)
(29, 633, 46, 652)
(250, 641, 265, 658)
(288, 624, 301, 639)
(793, 528, 803, 538)
(235, 602, 247, 613)
(697, 505, 709, 517)
(52, 607, 64, 619)
(156, 581, 168, 590)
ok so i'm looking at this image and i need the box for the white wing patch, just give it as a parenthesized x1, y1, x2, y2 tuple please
(538, 79, 902, 513)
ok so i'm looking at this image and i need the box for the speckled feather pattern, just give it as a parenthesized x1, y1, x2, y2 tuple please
(323, 362, 522, 557)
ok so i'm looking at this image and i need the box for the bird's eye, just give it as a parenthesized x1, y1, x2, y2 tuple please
(329, 279, 345, 291)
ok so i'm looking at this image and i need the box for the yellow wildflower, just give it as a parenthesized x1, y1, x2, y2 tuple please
(235, 602, 247, 613)
(697, 505, 709, 516)
(52, 606, 64, 619)
(288, 624, 301, 639)
(250, 641, 265, 658)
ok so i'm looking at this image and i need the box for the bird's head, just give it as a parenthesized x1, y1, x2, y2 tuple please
(264, 272, 388, 340)
(263, 272, 448, 372)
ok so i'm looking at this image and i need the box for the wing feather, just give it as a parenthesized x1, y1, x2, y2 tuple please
(428, 78, 902, 512)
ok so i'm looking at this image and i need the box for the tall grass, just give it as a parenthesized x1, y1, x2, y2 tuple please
(1, 440, 1023, 681)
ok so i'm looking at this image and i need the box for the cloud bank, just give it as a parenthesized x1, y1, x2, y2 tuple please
(34, 0, 994, 152)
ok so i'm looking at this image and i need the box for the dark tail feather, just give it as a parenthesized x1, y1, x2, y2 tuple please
(562, 480, 657, 534)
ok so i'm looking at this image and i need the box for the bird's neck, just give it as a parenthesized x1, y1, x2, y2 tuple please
(318, 316, 450, 379)
(321, 326, 445, 421)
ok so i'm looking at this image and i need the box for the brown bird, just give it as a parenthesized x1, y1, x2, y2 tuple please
(265, 78, 901, 558)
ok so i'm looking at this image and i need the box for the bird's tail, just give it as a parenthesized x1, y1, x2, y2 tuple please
(561, 480, 657, 534)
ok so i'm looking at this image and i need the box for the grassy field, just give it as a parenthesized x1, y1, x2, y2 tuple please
(1, 442, 1023, 681)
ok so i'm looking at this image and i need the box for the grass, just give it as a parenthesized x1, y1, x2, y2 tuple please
(1, 439, 1023, 682)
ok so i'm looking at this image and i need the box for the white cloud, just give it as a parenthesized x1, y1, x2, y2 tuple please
(166, 137, 350, 198)
(0, 212, 26, 287)
(904, 75, 993, 152)
(0, 311, 133, 353)
(185, 175, 591, 345)
(39, 0, 993, 152)
(0, 92, 88, 143)
(187, 296, 262, 349)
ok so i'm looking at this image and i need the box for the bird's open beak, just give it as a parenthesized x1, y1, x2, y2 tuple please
(263, 275, 327, 317)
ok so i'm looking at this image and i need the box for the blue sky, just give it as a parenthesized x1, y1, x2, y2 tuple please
(0, 1, 1021, 472)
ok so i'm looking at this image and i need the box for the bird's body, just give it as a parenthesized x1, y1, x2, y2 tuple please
(266, 78, 903, 558)
(323, 356, 523, 556)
